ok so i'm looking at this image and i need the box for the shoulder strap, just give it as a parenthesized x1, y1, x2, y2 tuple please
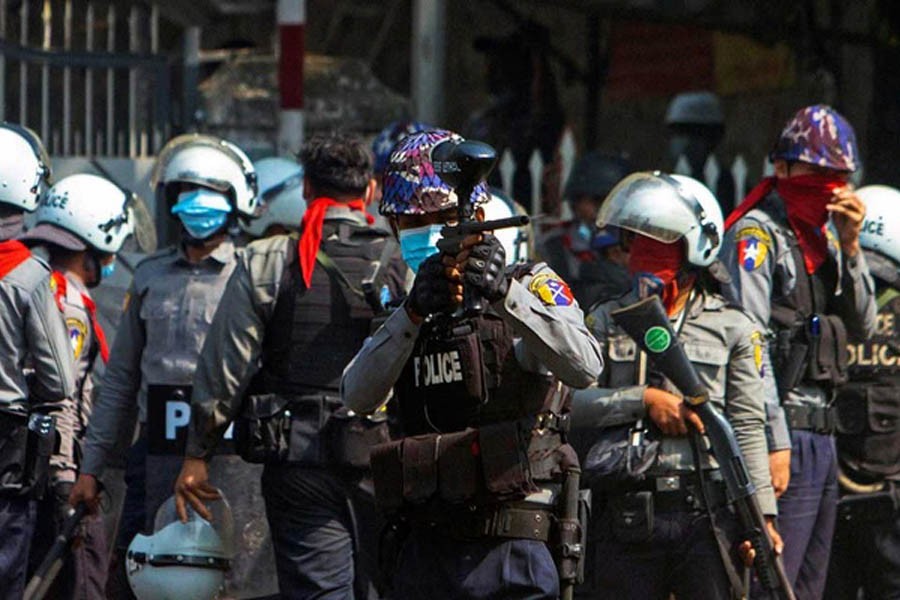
(361, 238, 398, 313)
(315, 249, 366, 300)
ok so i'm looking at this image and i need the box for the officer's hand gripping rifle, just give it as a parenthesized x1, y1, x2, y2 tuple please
(431, 139, 529, 315)
(611, 296, 796, 600)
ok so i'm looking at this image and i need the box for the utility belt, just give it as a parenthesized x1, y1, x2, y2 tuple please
(0, 409, 56, 499)
(771, 312, 848, 399)
(600, 472, 727, 544)
(233, 391, 389, 469)
(784, 404, 837, 434)
(408, 498, 556, 542)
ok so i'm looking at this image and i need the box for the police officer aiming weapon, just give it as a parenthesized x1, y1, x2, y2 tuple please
(612, 295, 796, 600)
(431, 138, 529, 315)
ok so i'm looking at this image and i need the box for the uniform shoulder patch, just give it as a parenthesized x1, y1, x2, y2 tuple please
(750, 330, 766, 378)
(735, 226, 772, 272)
(66, 317, 88, 360)
(529, 271, 574, 307)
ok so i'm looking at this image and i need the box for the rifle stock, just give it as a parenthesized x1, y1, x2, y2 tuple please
(611, 296, 796, 600)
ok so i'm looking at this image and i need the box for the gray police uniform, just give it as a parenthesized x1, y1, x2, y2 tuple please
(0, 225, 75, 597)
(81, 239, 278, 599)
(185, 207, 406, 599)
(572, 288, 773, 599)
(341, 263, 602, 599)
(721, 192, 876, 597)
(28, 270, 108, 598)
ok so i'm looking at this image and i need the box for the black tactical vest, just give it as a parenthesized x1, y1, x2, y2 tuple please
(393, 311, 556, 435)
(835, 289, 900, 480)
(256, 221, 391, 394)
(762, 197, 848, 392)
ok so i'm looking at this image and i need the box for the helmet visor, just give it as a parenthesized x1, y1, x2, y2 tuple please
(596, 172, 702, 243)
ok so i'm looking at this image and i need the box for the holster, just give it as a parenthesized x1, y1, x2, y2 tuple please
(234, 393, 389, 469)
(0, 411, 56, 499)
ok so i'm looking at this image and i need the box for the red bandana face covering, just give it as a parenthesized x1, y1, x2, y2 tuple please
(628, 235, 685, 314)
(725, 173, 846, 274)
(298, 197, 374, 287)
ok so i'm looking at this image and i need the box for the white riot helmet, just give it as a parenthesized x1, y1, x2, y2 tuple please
(23, 174, 135, 253)
(856, 185, 900, 265)
(127, 493, 234, 600)
(482, 187, 530, 264)
(152, 134, 259, 220)
(241, 156, 305, 238)
(597, 172, 723, 267)
(0, 123, 51, 212)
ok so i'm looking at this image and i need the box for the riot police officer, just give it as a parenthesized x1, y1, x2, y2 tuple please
(572, 172, 779, 599)
(539, 152, 632, 308)
(720, 104, 876, 598)
(174, 132, 405, 599)
(825, 185, 900, 598)
(20, 173, 135, 598)
(341, 129, 603, 598)
(68, 134, 278, 599)
(0, 123, 75, 597)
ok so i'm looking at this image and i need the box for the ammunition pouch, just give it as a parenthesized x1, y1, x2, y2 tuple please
(0, 411, 56, 499)
(835, 382, 900, 478)
(837, 486, 899, 524)
(234, 393, 389, 469)
(772, 314, 848, 399)
(370, 417, 569, 516)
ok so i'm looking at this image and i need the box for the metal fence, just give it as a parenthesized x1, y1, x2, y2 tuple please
(0, 0, 171, 157)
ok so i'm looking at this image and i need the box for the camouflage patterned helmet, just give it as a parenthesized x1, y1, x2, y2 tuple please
(770, 104, 859, 172)
(372, 120, 432, 175)
(380, 129, 491, 216)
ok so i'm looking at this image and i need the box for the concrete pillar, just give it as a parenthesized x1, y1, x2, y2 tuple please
(411, 0, 445, 125)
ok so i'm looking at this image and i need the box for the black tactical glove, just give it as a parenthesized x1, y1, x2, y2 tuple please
(408, 253, 457, 317)
(464, 234, 509, 303)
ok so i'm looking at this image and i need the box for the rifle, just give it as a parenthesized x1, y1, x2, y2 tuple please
(23, 502, 88, 600)
(431, 138, 529, 315)
(611, 296, 796, 600)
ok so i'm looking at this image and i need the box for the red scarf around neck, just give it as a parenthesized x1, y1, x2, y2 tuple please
(298, 197, 374, 287)
(628, 235, 685, 313)
(51, 271, 110, 363)
(725, 174, 845, 274)
(0, 240, 31, 279)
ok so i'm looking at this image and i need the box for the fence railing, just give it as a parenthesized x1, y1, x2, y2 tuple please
(0, 0, 171, 157)
(495, 128, 771, 221)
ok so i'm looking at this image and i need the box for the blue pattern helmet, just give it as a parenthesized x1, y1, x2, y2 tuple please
(770, 104, 859, 172)
(372, 120, 431, 175)
(380, 129, 490, 215)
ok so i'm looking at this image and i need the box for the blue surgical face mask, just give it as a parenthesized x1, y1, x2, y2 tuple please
(399, 224, 443, 273)
(171, 188, 232, 240)
(100, 261, 116, 280)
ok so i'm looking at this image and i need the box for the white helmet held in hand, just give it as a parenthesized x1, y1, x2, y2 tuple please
(0, 123, 52, 212)
(24, 174, 135, 253)
(127, 493, 234, 600)
(241, 156, 305, 238)
(856, 185, 900, 265)
(152, 134, 259, 220)
(597, 171, 723, 267)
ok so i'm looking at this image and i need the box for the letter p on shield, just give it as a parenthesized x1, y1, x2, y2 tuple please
(166, 401, 191, 440)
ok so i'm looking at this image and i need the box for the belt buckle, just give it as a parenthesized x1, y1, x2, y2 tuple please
(656, 476, 680, 492)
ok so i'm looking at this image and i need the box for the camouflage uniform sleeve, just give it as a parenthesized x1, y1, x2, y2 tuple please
(725, 314, 777, 516)
(721, 216, 791, 452)
(186, 251, 272, 458)
(494, 262, 603, 388)
(81, 281, 144, 477)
